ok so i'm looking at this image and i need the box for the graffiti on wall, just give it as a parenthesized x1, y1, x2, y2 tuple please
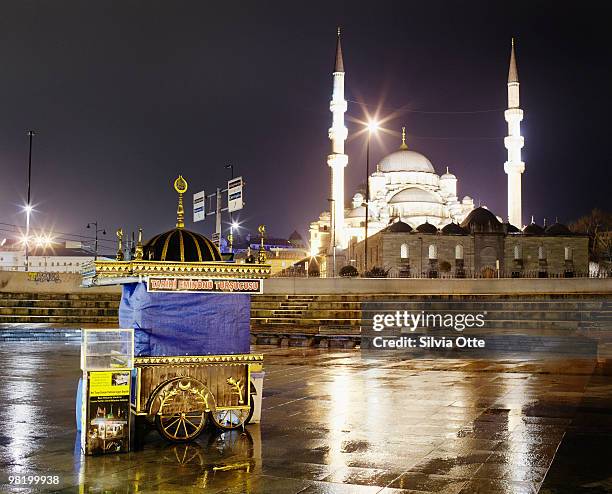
(27, 272, 62, 283)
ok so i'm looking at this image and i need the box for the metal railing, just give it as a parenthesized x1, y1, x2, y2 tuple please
(272, 266, 608, 279)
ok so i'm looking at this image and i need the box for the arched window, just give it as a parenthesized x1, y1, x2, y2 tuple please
(400, 243, 409, 259)
(514, 245, 522, 260)
(538, 246, 546, 260)
(455, 244, 464, 260)
(565, 246, 573, 261)
(428, 244, 437, 260)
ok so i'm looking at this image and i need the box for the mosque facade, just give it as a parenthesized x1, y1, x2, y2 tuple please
(308, 31, 587, 277)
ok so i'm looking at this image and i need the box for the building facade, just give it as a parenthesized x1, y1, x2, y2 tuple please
(0, 241, 108, 273)
(351, 208, 588, 278)
(231, 231, 309, 276)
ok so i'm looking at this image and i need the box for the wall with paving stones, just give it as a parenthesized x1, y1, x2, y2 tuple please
(0, 272, 120, 294)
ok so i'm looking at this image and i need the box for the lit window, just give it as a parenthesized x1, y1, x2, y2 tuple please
(428, 244, 437, 260)
(538, 246, 546, 260)
(514, 245, 522, 260)
(400, 243, 409, 259)
(565, 246, 572, 261)
(455, 244, 464, 260)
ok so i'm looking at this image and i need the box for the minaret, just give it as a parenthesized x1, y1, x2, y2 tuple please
(327, 27, 349, 250)
(504, 38, 525, 228)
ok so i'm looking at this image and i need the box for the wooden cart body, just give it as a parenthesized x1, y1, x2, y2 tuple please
(131, 353, 263, 440)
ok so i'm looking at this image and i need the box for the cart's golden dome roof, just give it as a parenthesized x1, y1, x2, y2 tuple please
(141, 175, 223, 262)
(144, 228, 222, 262)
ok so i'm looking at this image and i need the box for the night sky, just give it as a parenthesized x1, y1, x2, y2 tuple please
(1, 1, 610, 250)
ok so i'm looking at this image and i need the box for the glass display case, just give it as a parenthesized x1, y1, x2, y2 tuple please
(81, 328, 134, 371)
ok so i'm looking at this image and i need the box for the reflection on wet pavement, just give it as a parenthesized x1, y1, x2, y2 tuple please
(0, 343, 611, 493)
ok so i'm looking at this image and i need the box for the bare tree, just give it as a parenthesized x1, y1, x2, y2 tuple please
(569, 209, 612, 263)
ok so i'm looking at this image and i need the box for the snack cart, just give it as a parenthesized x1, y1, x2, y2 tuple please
(81, 176, 270, 447)
(132, 352, 263, 441)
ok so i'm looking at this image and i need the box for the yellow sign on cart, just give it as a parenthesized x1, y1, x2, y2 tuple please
(89, 371, 130, 397)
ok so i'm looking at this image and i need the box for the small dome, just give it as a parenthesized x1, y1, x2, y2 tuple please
(504, 222, 521, 233)
(389, 187, 442, 204)
(523, 222, 545, 235)
(378, 150, 435, 173)
(545, 223, 572, 235)
(288, 230, 304, 241)
(384, 221, 413, 233)
(441, 222, 467, 235)
(460, 207, 504, 233)
(440, 167, 456, 180)
(346, 206, 366, 218)
(144, 228, 222, 262)
(416, 221, 438, 234)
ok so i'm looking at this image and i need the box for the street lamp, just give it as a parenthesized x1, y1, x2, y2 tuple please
(24, 130, 35, 271)
(229, 220, 240, 254)
(363, 120, 379, 273)
(225, 164, 235, 252)
(87, 222, 106, 260)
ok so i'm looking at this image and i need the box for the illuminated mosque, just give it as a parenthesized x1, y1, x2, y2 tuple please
(309, 31, 526, 260)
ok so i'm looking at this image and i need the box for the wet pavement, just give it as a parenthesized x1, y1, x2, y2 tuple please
(0, 343, 611, 493)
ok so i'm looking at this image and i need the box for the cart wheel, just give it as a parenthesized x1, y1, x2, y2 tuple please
(155, 411, 207, 442)
(210, 408, 250, 430)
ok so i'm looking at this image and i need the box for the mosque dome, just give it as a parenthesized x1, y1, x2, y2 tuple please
(347, 206, 367, 218)
(378, 128, 436, 174)
(504, 222, 521, 233)
(378, 150, 435, 174)
(460, 207, 504, 233)
(144, 228, 222, 262)
(415, 221, 438, 234)
(545, 222, 572, 236)
(523, 222, 545, 235)
(441, 222, 467, 235)
(384, 221, 413, 233)
(389, 187, 442, 204)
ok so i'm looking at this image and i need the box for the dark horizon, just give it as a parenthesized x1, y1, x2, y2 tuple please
(1, 1, 610, 249)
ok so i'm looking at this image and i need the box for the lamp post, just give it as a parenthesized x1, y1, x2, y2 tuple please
(87, 222, 106, 260)
(363, 121, 379, 273)
(24, 130, 35, 271)
(225, 164, 234, 252)
(229, 220, 239, 254)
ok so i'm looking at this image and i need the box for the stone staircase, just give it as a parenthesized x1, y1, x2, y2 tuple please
(0, 292, 120, 340)
(266, 296, 315, 325)
(251, 293, 612, 352)
(1, 291, 610, 353)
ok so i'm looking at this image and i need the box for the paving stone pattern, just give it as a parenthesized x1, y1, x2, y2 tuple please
(0, 343, 611, 493)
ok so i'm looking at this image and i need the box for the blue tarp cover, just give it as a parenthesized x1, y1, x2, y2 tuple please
(119, 282, 250, 356)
